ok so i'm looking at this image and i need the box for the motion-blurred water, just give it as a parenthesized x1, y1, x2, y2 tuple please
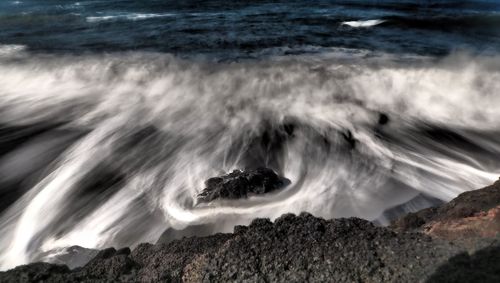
(1, 0, 500, 270)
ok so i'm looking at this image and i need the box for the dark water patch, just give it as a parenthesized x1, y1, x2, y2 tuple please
(1, 0, 499, 58)
(0, 124, 85, 214)
(0, 123, 67, 156)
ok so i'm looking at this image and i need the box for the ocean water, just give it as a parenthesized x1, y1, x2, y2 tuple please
(1, 0, 500, 57)
(1, 0, 500, 270)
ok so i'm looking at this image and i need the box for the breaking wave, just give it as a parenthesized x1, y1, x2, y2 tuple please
(0, 50, 499, 270)
(86, 13, 176, 23)
(0, 44, 26, 56)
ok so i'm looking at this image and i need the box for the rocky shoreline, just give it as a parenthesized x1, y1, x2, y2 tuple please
(1, 179, 499, 282)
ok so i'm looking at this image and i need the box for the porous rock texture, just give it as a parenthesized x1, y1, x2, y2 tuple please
(1, 179, 499, 282)
(196, 167, 289, 203)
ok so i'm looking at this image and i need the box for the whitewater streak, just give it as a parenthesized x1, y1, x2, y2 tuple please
(0, 50, 499, 270)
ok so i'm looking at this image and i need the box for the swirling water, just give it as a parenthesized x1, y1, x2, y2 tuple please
(0, 0, 500, 270)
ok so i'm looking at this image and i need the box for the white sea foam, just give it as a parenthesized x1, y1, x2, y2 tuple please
(86, 13, 175, 23)
(0, 51, 499, 270)
(342, 19, 385, 27)
(0, 44, 26, 56)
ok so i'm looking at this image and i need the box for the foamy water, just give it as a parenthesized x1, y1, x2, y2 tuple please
(0, 50, 499, 270)
(341, 19, 385, 27)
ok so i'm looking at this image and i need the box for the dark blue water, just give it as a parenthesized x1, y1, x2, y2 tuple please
(1, 0, 500, 58)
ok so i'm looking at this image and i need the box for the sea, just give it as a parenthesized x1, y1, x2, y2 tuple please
(0, 0, 500, 270)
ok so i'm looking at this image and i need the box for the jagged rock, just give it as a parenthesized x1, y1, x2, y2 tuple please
(391, 179, 500, 240)
(0, 214, 489, 282)
(197, 167, 290, 203)
(0, 262, 70, 283)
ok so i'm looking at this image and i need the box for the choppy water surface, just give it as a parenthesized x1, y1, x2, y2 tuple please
(0, 0, 500, 270)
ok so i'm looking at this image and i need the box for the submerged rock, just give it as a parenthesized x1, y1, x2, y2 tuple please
(197, 167, 290, 203)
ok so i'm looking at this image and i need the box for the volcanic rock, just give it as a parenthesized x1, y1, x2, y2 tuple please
(391, 178, 500, 240)
(196, 167, 290, 203)
(3, 212, 498, 282)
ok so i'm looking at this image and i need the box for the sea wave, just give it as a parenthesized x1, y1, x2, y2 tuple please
(0, 44, 26, 56)
(86, 13, 176, 23)
(0, 51, 499, 270)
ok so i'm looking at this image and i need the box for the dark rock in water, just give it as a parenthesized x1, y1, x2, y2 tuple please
(197, 167, 290, 203)
(378, 113, 389, 125)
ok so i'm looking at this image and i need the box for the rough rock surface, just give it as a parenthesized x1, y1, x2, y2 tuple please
(1, 179, 499, 282)
(197, 167, 289, 203)
(425, 206, 500, 240)
(2, 213, 499, 282)
(391, 179, 500, 239)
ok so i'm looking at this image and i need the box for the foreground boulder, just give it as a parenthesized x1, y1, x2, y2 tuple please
(2, 212, 499, 282)
(197, 167, 290, 203)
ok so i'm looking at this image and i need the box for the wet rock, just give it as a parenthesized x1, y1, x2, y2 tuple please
(197, 167, 290, 203)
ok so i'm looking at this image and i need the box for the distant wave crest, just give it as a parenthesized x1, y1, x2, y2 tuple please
(341, 19, 385, 27)
(86, 13, 175, 23)
(0, 44, 26, 56)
